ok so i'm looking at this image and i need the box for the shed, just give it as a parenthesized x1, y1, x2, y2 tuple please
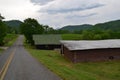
(61, 40, 120, 63)
(33, 34, 62, 50)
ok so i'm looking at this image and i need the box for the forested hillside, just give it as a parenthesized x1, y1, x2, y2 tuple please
(61, 24, 93, 31)
(94, 20, 120, 31)
(60, 20, 120, 31)
(4, 20, 23, 33)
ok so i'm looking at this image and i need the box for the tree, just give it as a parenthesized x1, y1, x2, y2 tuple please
(0, 14, 4, 21)
(93, 34, 102, 40)
(43, 25, 49, 34)
(20, 18, 44, 45)
(101, 32, 110, 39)
(82, 30, 95, 40)
(0, 14, 6, 45)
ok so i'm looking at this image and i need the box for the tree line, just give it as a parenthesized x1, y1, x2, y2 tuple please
(20, 18, 120, 45)
(0, 14, 7, 45)
(0, 14, 120, 46)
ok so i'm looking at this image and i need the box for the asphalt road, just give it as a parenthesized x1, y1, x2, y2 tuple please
(0, 35, 61, 80)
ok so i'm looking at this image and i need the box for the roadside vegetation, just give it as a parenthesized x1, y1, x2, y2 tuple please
(0, 34, 18, 56)
(4, 34, 18, 46)
(25, 44, 120, 80)
(0, 14, 7, 46)
(0, 14, 18, 47)
(0, 48, 3, 55)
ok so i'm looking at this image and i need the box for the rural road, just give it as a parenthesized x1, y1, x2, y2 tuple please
(0, 35, 61, 80)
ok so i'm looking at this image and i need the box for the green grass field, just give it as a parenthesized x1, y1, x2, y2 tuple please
(4, 34, 18, 46)
(62, 34, 82, 40)
(26, 46, 120, 80)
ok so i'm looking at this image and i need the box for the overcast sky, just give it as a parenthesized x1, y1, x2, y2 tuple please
(0, 0, 120, 28)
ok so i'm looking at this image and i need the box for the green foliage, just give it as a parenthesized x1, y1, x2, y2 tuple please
(60, 20, 120, 32)
(93, 34, 102, 40)
(4, 34, 18, 46)
(61, 24, 93, 32)
(4, 20, 23, 34)
(61, 29, 120, 40)
(82, 30, 95, 40)
(62, 34, 82, 40)
(94, 20, 120, 31)
(20, 18, 44, 45)
(55, 30, 70, 34)
(0, 48, 4, 55)
(0, 20, 7, 45)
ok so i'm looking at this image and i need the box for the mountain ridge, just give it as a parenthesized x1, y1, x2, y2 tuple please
(60, 20, 120, 31)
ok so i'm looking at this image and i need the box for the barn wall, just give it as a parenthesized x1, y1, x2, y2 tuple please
(75, 48, 120, 62)
(63, 46, 120, 63)
(63, 46, 75, 62)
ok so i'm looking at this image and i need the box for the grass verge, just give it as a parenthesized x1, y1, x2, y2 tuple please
(0, 34, 18, 55)
(0, 48, 4, 55)
(4, 34, 18, 46)
(25, 44, 120, 80)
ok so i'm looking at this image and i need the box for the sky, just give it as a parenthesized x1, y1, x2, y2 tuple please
(0, 0, 120, 28)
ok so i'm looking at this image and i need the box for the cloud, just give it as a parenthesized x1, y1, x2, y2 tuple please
(36, 11, 98, 28)
(65, 13, 97, 19)
(0, 0, 40, 21)
(36, 0, 120, 28)
(39, 0, 104, 14)
(0, 0, 120, 29)
(40, 4, 104, 14)
(30, 0, 54, 5)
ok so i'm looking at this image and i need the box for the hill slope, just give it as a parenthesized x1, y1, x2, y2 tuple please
(94, 20, 120, 31)
(4, 20, 23, 28)
(61, 24, 93, 31)
(4, 20, 23, 33)
(61, 20, 120, 31)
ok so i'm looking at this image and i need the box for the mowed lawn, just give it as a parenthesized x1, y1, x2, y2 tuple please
(27, 48, 120, 80)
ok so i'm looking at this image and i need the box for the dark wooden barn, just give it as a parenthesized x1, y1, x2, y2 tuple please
(61, 40, 120, 63)
(33, 35, 62, 50)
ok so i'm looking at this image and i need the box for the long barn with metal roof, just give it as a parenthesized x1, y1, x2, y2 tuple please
(61, 39, 120, 63)
(33, 34, 62, 50)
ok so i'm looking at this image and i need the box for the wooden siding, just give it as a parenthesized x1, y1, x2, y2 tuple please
(62, 45, 120, 63)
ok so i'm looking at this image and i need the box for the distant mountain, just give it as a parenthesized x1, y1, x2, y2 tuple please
(60, 24, 93, 31)
(94, 20, 120, 31)
(60, 20, 120, 31)
(4, 20, 23, 33)
(4, 20, 23, 28)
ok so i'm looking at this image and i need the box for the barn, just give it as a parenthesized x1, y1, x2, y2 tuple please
(61, 40, 120, 63)
(33, 35, 62, 50)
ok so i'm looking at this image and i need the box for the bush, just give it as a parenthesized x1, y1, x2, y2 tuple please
(0, 21, 7, 45)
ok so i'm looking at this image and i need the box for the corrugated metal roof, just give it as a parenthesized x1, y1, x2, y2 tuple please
(61, 39, 120, 50)
(33, 34, 62, 45)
